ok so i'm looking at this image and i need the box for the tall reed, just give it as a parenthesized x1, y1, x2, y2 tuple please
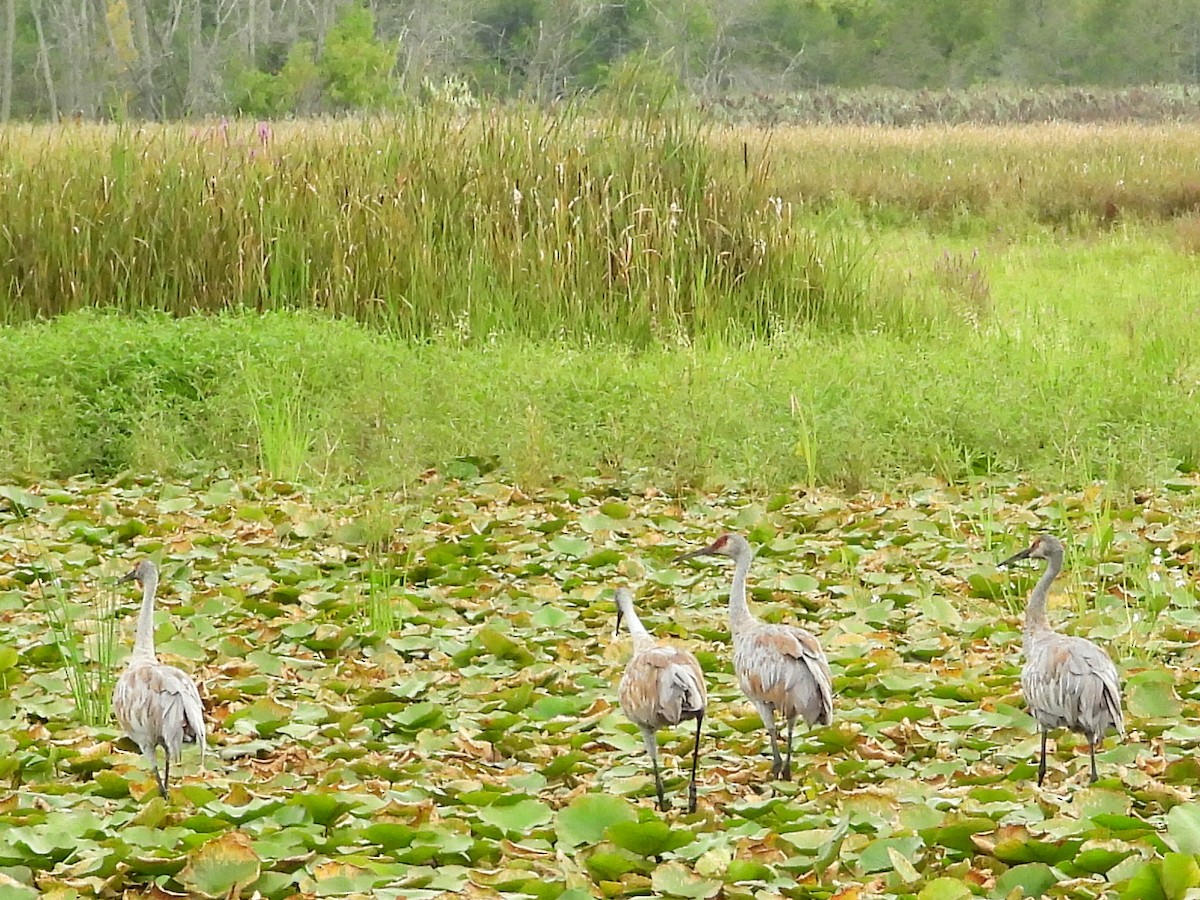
(0, 110, 878, 341)
(40, 570, 118, 727)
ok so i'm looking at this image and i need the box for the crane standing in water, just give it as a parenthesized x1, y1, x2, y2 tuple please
(677, 533, 832, 781)
(1001, 534, 1124, 785)
(112, 559, 207, 797)
(614, 587, 707, 812)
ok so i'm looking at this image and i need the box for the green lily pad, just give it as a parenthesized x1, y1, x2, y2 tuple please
(606, 820, 694, 857)
(1167, 802, 1200, 855)
(994, 862, 1058, 898)
(363, 823, 417, 851)
(585, 851, 645, 881)
(917, 877, 973, 900)
(477, 797, 553, 834)
(550, 536, 589, 558)
(1126, 670, 1182, 718)
(651, 861, 722, 899)
(178, 831, 262, 899)
(1161, 853, 1200, 900)
(556, 794, 637, 847)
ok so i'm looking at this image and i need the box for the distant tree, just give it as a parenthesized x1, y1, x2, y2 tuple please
(1074, 0, 1192, 83)
(3, 0, 1200, 119)
(232, 39, 323, 116)
(386, 0, 474, 95)
(570, 0, 654, 89)
(320, 3, 395, 109)
(729, 0, 843, 89)
(470, 0, 542, 94)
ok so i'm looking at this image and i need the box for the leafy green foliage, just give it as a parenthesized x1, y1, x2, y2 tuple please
(320, 5, 395, 110)
(2, 471, 1199, 896)
(231, 42, 322, 118)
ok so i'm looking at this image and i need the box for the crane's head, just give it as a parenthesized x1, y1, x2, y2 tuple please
(614, 587, 633, 636)
(118, 558, 158, 586)
(674, 532, 751, 564)
(999, 533, 1064, 568)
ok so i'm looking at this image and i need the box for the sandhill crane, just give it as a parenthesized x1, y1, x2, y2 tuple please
(614, 587, 707, 812)
(112, 559, 207, 797)
(1000, 534, 1124, 785)
(677, 534, 832, 781)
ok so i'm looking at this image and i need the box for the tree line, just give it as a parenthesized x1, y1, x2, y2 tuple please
(1, 0, 1199, 121)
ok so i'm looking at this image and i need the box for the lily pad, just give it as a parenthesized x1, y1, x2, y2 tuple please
(606, 820, 695, 857)
(651, 861, 721, 899)
(556, 794, 638, 847)
(178, 831, 261, 899)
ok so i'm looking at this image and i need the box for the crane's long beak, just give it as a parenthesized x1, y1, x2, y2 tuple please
(117, 569, 138, 584)
(674, 541, 720, 563)
(998, 546, 1033, 568)
(615, 605, 624, 637)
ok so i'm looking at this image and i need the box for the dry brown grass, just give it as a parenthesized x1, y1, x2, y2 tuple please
(1172, 213, 1200, 255)
(713, 123, 1200, 226)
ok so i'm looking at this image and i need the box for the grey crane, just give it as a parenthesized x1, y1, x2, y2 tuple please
(614, 587, 707, 812)
(1000, 534, 1124, 785)
(677, 533, 832, 781)
(112, 559, 207, 797)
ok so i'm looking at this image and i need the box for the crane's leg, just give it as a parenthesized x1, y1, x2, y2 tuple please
(145, 747, 167, 798)
(781, 717, 795, 782)
(687, 714, 703, 814)
(642, 728, 668, 811)
(755, 702, 783, 778)
(1089, 739, 1100, 783)
(766, 722, 783, 778)
(1037, 729, 1048, 786)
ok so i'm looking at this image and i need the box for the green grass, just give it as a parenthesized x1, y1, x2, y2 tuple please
(34, 558, 118, 727)
(3, 224, 1200, 492)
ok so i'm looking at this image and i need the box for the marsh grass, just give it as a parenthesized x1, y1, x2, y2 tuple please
(242, 358, 320, 483)
(722, 123, 1200, 228)
(6, 115, 1200, 342)
(0, 111, 881, 340)
(363, 563, 400, 637)
(5, 116, 1200, 491)
(39, 570, 118, 727)
(4, 296, 1200, 492)
(706, 85, 1200, 127)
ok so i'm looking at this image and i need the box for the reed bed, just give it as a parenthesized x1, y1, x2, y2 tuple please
(706, 84, 1200, 127)
(717, 123, 1200, 226)
(0, 112, 878, 341)
(5, 113, 1200, 343)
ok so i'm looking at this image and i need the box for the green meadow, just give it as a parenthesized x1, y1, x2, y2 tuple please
(2, 109, 1200, 898)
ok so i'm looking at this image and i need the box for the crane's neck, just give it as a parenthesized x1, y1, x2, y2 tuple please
(617, 594, 654, 653)
(1023, 553, 1061, 640)
(132, 573, 159, 660)
(728, 548, 756, 631)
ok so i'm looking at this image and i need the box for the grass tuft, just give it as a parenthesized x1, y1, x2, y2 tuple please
(39, 569, 118, 728)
